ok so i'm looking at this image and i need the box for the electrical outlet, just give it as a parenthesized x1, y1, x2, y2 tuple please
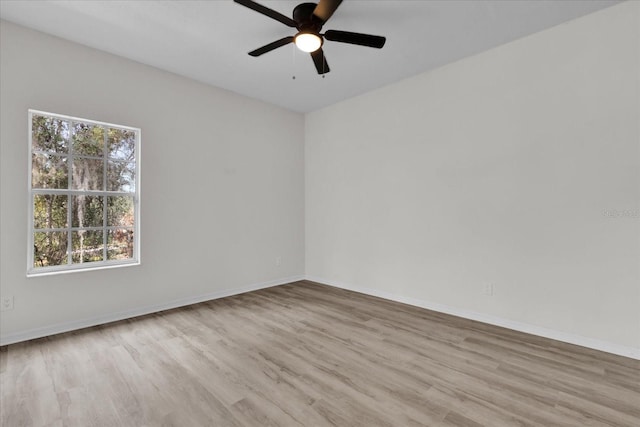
(1, 296, 14, 311)
(483, 283, 494, 296)
(275, 256, 282, 267)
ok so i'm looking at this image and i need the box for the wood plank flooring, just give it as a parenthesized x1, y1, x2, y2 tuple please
(1, 281, 639, 426)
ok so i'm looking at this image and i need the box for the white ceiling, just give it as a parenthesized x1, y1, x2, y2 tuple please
(0, 0, 621, 113)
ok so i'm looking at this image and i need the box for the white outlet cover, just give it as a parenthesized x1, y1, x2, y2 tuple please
(484, 284, 494, 296)
(1, 296, 14, 311)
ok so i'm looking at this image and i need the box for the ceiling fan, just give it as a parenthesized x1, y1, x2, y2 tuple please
(234, 0, 386, 74)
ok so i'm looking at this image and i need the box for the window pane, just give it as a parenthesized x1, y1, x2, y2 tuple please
(72, 123, 104, 156)
(34, 231, 68, 268)
(32, 154, 68, 189)
(72, 158, 104, 190)
(72, 195, 104, 228)
(34, 194, 68, 229)
(32, 115, 69, 153)
(29, 111, 139, 273)
(107, 196, 134, 227)
(72, 230, 104, 264)
(108, 229, 134, 260)
(107, 161, 135, 192)
(108, 128, 135, 161)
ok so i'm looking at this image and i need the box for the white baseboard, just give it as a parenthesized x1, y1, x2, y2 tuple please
(305, 276, 640, 360)
(4, 274, 638, 360)
(0, 275, 304, 346)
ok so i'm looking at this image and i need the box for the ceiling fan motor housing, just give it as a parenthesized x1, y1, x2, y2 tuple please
(294, 2, 323, 32)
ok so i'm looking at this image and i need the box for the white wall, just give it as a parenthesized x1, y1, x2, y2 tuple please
(0, 21, 305, 343)
(306, 2, 640, 355)
(2, 2, 639, 358)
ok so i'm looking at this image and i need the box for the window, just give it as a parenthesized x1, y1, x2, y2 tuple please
(28, 110, 140, 275)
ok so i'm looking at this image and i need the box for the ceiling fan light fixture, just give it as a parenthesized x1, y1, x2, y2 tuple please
(295, 32, 322, 52)
(235, 0, 386, 74)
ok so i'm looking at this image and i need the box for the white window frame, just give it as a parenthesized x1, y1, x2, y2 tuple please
(27, 109, 141, 276)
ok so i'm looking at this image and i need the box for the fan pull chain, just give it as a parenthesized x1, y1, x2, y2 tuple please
(322, 50, 326, 78)
(292, 43, 296, 80)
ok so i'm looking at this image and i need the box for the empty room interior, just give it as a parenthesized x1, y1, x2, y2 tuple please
(0, 0, 639, 426)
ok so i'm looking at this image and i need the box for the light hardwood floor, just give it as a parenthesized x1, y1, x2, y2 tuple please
(1, 281, 639, 426)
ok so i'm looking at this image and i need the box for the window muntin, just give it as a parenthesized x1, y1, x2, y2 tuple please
(28, 110, 140, 275)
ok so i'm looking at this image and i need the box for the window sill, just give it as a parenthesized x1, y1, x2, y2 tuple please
(27, 260, 140, 278)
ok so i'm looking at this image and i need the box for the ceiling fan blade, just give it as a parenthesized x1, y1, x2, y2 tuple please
(324, 30, 386, 48)
(248, 36, 294, 57)
(234, 0, 297, 27)
(313, 0, 343, 24)
(310, 48, 330, 74)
